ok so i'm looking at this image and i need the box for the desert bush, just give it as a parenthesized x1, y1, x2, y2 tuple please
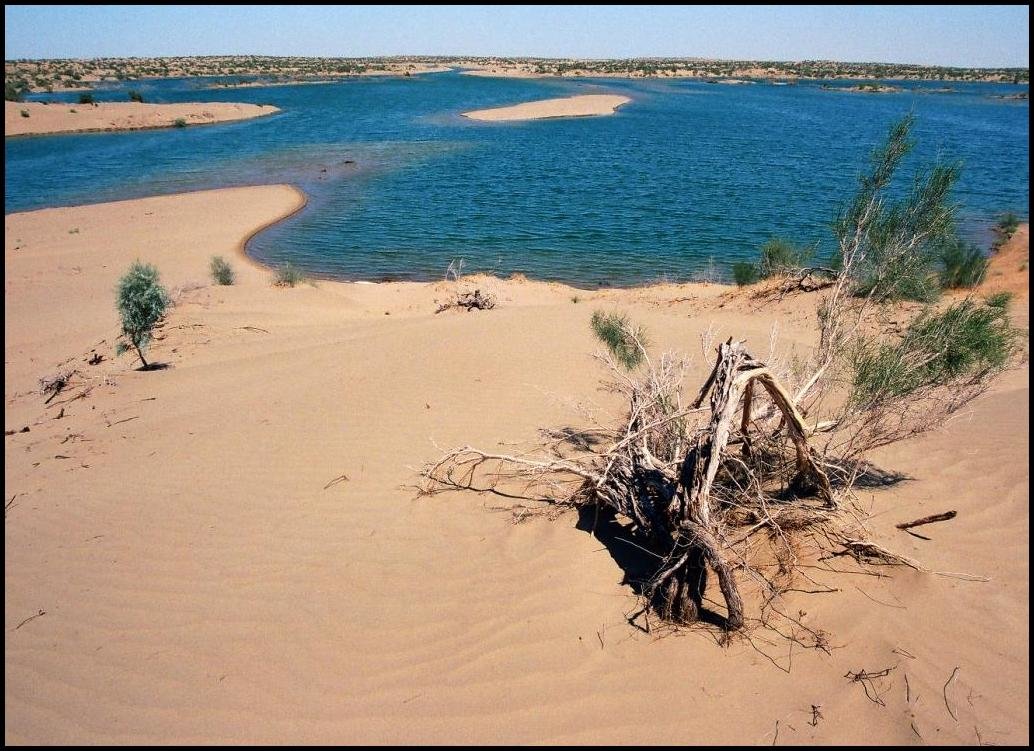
(127, 89, 144, 102)
(835, 296, 1019, 459)
(273, 262, 305, 287)
(116, 261, 170, 369)
(758, 237, 814, 277)
(732, 261, 759, 286)
(985, 290, 1013, 309)
(20, 109, 29, 118)
(209, 255, 235, 285)
(173, 117, 187, 128)
(938, 237, 987, 289)
(590, 310, 647, 370)
(77, 92, 95, 105)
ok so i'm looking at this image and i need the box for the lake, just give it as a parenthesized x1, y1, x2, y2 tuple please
(6, 71, 1029, 286)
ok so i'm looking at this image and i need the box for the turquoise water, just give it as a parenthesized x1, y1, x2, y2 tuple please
(5, 72, 1029, 286)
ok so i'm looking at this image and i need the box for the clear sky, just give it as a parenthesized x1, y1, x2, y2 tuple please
(4, 5, 1029, 68)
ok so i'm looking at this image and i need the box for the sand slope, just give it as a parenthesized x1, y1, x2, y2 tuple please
(5, 101, 279, 137)
(463, 94, 631, 121)
(4, 188, 1028, 744)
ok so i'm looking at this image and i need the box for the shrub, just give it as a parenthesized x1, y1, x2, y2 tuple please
(938, 237, 987, 289)
(985, 291, 1013, 310)
(758, 237, 813, 277)
(77, 92, 95, 105)
(849, 297, 1018, 406)
(116, 261, 170, 369)
(20, 109, 29, 118)
(209, 255, 235, 285)
(732, 261, 760, 286)
(590, 310, 647, 370)
(127, 89, 144, 103)
(173, 117, 187, 128)
(831, 114, 960, 304)
(5, 80, 29, 101)
(991, 211, 1020, 251)
(274, 262, 305, 287)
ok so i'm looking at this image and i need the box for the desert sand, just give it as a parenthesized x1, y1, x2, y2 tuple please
(4, 186, 1029, 744)
(463, 94, 632, 121)
(5, 100, 279, 137)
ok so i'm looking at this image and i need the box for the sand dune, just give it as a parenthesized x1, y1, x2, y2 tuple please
(4, 187, 1028, 743)
(5, 101, 279, 137)
(462, 94, 631, 121)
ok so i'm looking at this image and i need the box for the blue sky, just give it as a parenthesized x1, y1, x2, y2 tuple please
(4, 5, 1029, 67)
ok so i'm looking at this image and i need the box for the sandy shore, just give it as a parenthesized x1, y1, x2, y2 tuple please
(463, 94, 631, 121)
(5, 101, 279, 137)
(4, 187, 1029, 744)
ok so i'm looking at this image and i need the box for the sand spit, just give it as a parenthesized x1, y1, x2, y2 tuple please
(4, 187, 1028, 744)
(462, 94, 631, 122)
(5, 101, 279, 137)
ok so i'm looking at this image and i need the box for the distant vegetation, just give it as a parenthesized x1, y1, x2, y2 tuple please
(127, 89, 144, 102)
(3, 55, 1027, 94)
(77, 92, 95, 105)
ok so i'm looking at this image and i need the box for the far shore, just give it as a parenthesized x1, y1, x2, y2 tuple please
(4, 100, 279, 137)
(462, 94, 631, 122)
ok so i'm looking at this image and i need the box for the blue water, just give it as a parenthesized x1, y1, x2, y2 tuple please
(5, 72, 1029, 286)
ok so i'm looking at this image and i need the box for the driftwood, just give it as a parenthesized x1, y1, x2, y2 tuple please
(426, 339, 837, 630)
(436, 289, 496, 314)
(896, 510, 956, 530)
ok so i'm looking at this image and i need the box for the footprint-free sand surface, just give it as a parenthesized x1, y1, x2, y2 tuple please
(5, 100, 279, 137)
(462, 94, 631, 121)
(4, 186, 1028, 744)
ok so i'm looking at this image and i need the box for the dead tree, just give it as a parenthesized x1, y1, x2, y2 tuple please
(426, 339, 835, 630)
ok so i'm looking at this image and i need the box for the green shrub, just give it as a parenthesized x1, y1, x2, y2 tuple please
(173, 117, 187, 128)
(590, 310, 647, 370)
(209, 255, 235, 285)
(938, 237, 987, 289)
(115, 261, 170, 369)
(127, 89, 144, 103)
(273, 262, 305, 287)
(19, 109, 29, 118)
(77, 92, 95, 105)
(732, 261, 760, 286)
(985, 291, 1013, 310)
(850, 297, 1018, 406)
(758, 238, 813, 277)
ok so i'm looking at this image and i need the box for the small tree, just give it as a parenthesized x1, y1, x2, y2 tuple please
(78, 92, 95, 105)
(116, 261, 170, 369)
(127, 89, 144, 103)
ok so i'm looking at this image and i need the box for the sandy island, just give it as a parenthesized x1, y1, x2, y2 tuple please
(462, 94, 631, 121)
(5, 100, 279, 137)
(4, 186, 1029, 744)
